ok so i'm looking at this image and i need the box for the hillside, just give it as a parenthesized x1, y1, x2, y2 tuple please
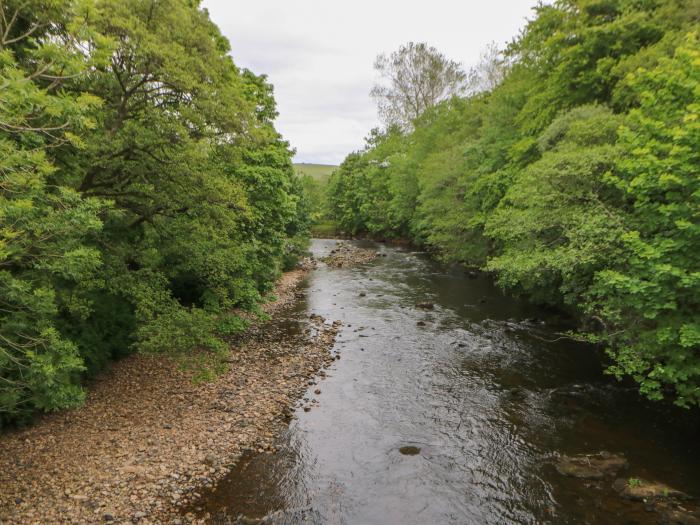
(294, 163, 338, 182)
(294, 163, 339, 236)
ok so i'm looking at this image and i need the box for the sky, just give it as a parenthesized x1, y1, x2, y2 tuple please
(201, 1, 540, 165)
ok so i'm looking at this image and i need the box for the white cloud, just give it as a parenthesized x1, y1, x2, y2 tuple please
(202, 0, 539, 164)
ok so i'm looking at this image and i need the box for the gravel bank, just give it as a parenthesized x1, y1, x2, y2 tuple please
(321, 242, 378, 268)
(0, 263, 340, 524)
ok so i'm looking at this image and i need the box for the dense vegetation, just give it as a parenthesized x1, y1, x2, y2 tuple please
(295, 163, 338, 236)
(0, 0, 309, 426)
(329, 0, 700, 406)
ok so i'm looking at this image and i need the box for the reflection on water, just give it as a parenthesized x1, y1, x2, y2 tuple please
(191, 240, 700, 525)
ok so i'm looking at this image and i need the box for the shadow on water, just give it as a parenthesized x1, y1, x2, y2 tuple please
(187, 239, 700, 525)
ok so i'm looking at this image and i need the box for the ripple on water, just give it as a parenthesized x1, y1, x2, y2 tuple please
(185, 239, 700, 525)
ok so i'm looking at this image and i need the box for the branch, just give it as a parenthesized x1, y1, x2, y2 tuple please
(3, 21, 42, 45)
(0, 120, 69, 133)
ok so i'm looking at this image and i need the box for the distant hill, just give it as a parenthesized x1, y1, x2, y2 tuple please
(294, 163, 339, 236)
(293, 163, 338, 182)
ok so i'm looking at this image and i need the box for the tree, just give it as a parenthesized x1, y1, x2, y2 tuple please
(587, 37, 700, 407)
(331, 0, 700, 406)
(54, 0, 307, 368)
(0, 0, 309, 426)
(370, 42, 466, 130)
(0, 0, 107, 422)
(465, 42, 508, 95)
(486, 105, 625, 305)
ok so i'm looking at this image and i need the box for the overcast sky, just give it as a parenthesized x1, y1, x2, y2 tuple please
(202, 1, 539, 165)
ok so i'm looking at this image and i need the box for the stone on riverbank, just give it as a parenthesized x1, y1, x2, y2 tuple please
(0, 267, 339, 525)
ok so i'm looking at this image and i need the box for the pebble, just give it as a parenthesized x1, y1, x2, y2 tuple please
(0, 266, 339, 525)
(322, 243, 379, 268)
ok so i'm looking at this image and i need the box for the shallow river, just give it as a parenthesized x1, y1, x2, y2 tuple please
(193, 239, 699, 524)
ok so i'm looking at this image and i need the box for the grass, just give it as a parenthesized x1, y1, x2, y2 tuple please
(294, 163, 339, 237)
(293, 163, 338, 183)
(310, 220, 339, 238)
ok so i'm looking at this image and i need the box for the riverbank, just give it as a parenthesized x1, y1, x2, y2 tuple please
(0, 264, 340, 525)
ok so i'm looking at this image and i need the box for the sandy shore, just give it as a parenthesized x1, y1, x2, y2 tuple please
(0, 264, 339, 525)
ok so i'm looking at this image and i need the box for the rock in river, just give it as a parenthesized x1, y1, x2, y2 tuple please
(555, 452, 628, 479)
(655, 502, 700, 525)
(613, 478, 690, 501)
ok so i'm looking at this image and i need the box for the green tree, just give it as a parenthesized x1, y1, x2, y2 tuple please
(587, 37, 700, 406)
(1, 0, 308, 425)
(486, 105, 625, 306)
(53, 0, 304, 365)
(0, 0, 106, 422)
(330, 0, 700, 406)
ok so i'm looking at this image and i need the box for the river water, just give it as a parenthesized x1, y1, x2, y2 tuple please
(192, 239, 699, 524)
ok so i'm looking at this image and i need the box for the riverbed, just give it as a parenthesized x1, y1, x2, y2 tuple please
(191, 239, 700, 524)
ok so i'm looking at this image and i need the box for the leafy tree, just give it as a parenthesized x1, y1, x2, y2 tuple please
(51, 0, 305, 364)
(330, 0, 700, 406)
(0, 0, 309, 425)
(486, 105, 625, 305)
(465, 42, 508, 95)
(370, 42, 467, 130)
(0, 0, 106, 422)
(586, 37, 700, 406)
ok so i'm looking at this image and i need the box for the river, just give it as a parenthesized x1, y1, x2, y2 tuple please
(189, 239, 700, 524)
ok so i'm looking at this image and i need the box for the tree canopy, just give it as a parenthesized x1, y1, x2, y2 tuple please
(0, 0, 308, 426)
(329, 0, 700, 407)
(370, 42, 467, 130)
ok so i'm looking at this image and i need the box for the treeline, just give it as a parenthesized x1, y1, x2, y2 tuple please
(295, 164, 338, 236)
(0, 0, 309, 426)
(329, 0, 700, 406)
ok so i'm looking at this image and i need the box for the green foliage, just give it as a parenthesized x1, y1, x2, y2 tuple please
(628, 477, 643, 488)
(1, 0, 107, 424)
(486, 105, 625, 306)
(0, 0, 309, 426)
(295, 163, 338, 233)
(328, 128, 413, 238)
(587, 36, 700, 406)
(329, 1, 700, 406)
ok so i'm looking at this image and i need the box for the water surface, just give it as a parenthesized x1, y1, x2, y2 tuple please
(192, 239, 699, 524)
